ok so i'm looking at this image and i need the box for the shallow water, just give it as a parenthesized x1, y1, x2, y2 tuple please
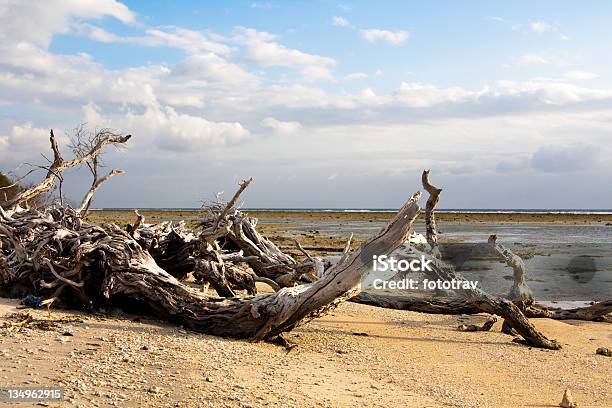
(279, 217, 612, 301)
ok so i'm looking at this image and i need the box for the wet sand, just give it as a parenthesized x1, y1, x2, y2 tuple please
(85, 209, 612, 254)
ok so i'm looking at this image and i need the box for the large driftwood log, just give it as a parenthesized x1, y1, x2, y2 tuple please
(1, 130, 426, 339)
(0, 188, 422, 339)
(353, 292, 481, 314)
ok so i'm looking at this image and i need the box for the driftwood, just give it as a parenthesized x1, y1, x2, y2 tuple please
(393, 244, 560, 349)
(3, 130, 130, 212)
(421, 169, 442, 258)
(0, 129, 423, 341)
(352, 171, 609, 334)
(0, 189, 422, 339)
(0, 129, 599, 349)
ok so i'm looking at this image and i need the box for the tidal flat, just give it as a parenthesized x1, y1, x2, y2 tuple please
(87, 209, 612, 302)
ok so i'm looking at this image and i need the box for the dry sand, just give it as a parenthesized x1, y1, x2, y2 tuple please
(1, 298, 610, 408)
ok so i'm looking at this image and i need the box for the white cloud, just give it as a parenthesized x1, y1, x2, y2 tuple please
(496, 80, 612, 105)
(75, 24, 232, 55)
(236, 27, 336, 68)
(0, 123, 49, 152)
(530, 20, 554, 33)
(518, 54, 550, 65)
(563, 70, 599, 81)
(171, 53, 258, 86)
(343, 72, 368, 80)
(81, 100, 251, 152)
(300, 65, 335, 81)
(332, 16, 350, 27)
(234, 27, 336, 81)
(74, 23, 120, 42)
(0, 0, 134, 47)
(361, 29, 409, 44)
(137, 27, 232, 55)
(260, 117, 303, 135)
(395, 82, 477, 107)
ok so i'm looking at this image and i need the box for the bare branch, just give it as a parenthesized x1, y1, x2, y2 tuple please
(3, 129, 130, 211)
(487, 235, 534, 306)
(294, 239, 315, 263)
(421, 169, 442, 254)
(77, 169, 126, 217)
(211, 178, 253, 231)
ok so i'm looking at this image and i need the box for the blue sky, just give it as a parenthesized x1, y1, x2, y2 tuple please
(1, 1, 611, 208)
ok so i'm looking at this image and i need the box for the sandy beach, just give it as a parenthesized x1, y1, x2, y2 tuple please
(1, 297, 610, 408)
(0, 210, 610, 407)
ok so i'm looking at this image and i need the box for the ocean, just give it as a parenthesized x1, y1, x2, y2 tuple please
(95, 208, 612, 214)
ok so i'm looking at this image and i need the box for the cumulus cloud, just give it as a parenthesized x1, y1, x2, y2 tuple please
(260, 117, 303, 135)
(234, 27, 336, 80)
(135, 27, 232, 55)
(361, 29, 409, 44)
(0, 0, 134, 47)
(170, 53, 258, 86)
(496, 80, 612, 105)
(0, 123, 50, 152)
(81, 102, 250, 152)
